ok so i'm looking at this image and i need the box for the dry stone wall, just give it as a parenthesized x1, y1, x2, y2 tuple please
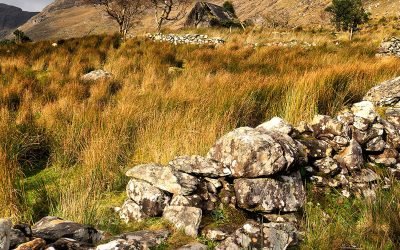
(117, 76, 400, 249)
(146, 33, 225, 46)
(377, 37, 400, 57)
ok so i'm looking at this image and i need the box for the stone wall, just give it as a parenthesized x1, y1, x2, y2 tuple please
(377, 37, 400, 57)
(117, 76, 400, 249)
(146, 33, 225, 46)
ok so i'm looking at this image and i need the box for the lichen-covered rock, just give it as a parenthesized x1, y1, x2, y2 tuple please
(352, 124, 384, 145)
(234, 171, 305, 213)
(369, 148, 399, 167)
(256, 117, 293, 135)
(310, 115, 343, 139)
(379, 118, 400, 149)
(163, 206, 202, 237)
(0, 219, 11, 250)
(47, 238, 94, 250)
(351, 101, 377, 122)
(177, 242, 208, 250)
(312, 157, 340, 176)
(202, 228, 228, 241)
(350, 168, 380, 183)
(297, 138, 332, 159)
(126, 164, 199, 195)
(96, 230, 169, 250)
(119, 200, 146, 223)
(334, 139, 364, 172)
(218, 220, 299, 250)
(32, 216, 102, 244)
(169, 155, 231, 177)
(208, 127, 299, 178)
(365, 137, 386, 152)
(363, 76, 400, 107)
(126, 179, 170, 217)
(15, 238, 46, 250)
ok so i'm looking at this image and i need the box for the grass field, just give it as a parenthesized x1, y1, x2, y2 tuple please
(0, 24, 400, 249)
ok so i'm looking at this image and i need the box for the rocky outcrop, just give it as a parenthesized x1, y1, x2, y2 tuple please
(0, 219, 11, 250)
(377, 37, 400, 57)
(147, 33, 225, 46)
(0, 4, 38, 39)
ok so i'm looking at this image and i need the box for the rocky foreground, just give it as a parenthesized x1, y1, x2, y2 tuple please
(2, 76, 400, 250)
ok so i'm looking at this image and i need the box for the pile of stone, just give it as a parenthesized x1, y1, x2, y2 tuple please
(247, 40, 317, 48)
(377, 37, 400, 57)
(146, 33, 225, 46)
(116, 76, 400, 249)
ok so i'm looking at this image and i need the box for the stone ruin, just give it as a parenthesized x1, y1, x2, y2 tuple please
(146, 33, 225, 46)
(377, 37, 400, 57)
(2, 76, 400, 250)
(117, 76, 400, 249)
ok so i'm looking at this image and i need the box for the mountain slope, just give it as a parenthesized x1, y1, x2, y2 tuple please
(0, 4, 38, 39)
(19, 0, 400, 41)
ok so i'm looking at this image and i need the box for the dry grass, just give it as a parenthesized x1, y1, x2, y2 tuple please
(0, 26, 399, 246)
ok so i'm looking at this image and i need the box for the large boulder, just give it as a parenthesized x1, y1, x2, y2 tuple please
(126, 164, 199, 195)
(163, 206, 202, 237)
(363, 76, 400, 107)
(126, 179, 170, 217)
(169, 155, 231, 177)
(0, 219, 11, 250)
(207, 127, 299, 178)
(234, 171, 305, 213)
(118, 199, 147, 223)
(32, 216, 102, 244)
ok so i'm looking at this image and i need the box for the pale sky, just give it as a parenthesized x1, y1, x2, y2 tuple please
(0, 0, 53, 12)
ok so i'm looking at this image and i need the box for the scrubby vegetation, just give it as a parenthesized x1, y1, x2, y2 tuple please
(0, 25, 400, 248)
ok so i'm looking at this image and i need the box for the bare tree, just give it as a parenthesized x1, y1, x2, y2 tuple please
(151, 0, 190, 32)
(97, 0, 147, 40)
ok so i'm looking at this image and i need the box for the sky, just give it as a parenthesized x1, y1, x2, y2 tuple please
(0, 0, 53, 12)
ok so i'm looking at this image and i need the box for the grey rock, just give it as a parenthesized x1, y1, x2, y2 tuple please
(369, 148, 399, 167)
(352, 124, 383, 145)
(310, 115, 343, 138)
(177, 243, 208, 250)
(0, 219, 11, 250)
(386, 107, 400, 129)
(81, 69, 112, 81)
(126, 164, 199, 195)
(350, 168, 380, 183)
(9, 229, 28, 249)
(365, 137, 386, 152)
(32, 216, 102, 244)
(234, 171, 305, 213)
(47, 238, 94, 250)
(163, 206, 202, 237)
(202, 228, 228, 241)
(96, 230, 169, 250)
(208, 127, 299, 178)
(334, 139, 364, 172)
(351, 101, 377, 122)
(170, 155, 231, 177)
(215, 237, 240, 250)
(297, 138, 332, 159)
(126, 179, 170, 217)
(363, 76, 400, 107)
(256, 117, 293, 135)
(312, 157, 340, 176)
(119, 200, 146, 223)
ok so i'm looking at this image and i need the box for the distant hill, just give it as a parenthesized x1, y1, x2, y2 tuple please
(0, 4, 38, 40)
(18, 0, 400, 41)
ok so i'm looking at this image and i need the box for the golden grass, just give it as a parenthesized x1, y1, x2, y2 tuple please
(0, 25, 399, 233)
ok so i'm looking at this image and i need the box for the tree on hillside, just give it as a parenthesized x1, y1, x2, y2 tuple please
(96, 0, 147, 40)
(325, 0, 369, 40)
(151, 0, 190, 32)
(13, 30, 31, 44)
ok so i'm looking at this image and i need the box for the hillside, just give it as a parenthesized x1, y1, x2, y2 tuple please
(18, 0, 400, 41)
(0, 4, 38, 39)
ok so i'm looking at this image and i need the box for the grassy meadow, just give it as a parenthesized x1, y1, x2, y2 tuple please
(1, 22, 400, 248)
